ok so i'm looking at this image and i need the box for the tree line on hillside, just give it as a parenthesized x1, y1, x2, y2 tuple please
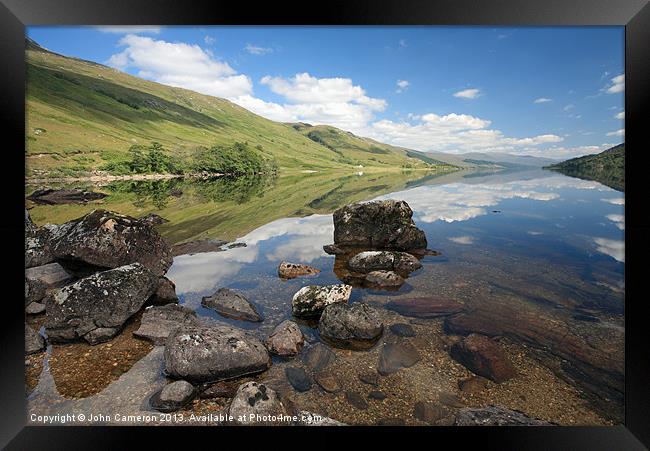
(102, 141, 278, 176)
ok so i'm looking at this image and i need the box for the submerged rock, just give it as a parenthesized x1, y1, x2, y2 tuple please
(201, 287, 262, 322)
(266, 320, 304, 357)
(345, 391, 368, 410)
(414, 401, 445, 424)
(332, 200, 427, 250)
(150, 380, 196, 412)
(318, 303, 384, 350)
(228, 382, 291, 425)
(348, 251, 422, 275)
(303, 343, 335, 372)
(365, 270, 405, 288)
(292, 284, 352, 318)
(389, 323, 416, 337)
(449, 334, 516, 383)
(454, 406, 553, 426)
(25, 324, 45, 354)
(134, 304, 198, 345)
(50, 210, 173, 277)
(314, 371, 341, 393)
(377, 342, 422, 375)
(278, 261, 320, 279)
(285, 367, 313, 392)
(386, 297, 464, 318)
(27, 188, 107, 205)
(45, 263, 157, 345)
(148, 276, 179, 305)
(164, 324, 270, 383)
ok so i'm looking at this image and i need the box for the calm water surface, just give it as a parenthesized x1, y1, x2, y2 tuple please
(26, 168, 625, 424)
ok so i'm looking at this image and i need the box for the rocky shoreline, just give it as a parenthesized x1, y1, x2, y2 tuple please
(25, 199, 620, 425)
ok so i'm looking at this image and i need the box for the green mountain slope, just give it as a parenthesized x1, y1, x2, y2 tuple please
(25, 40, 454, 178)
(544, 144, 624, 192)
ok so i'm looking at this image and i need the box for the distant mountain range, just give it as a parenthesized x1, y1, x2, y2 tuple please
(544, 144, 624, 192)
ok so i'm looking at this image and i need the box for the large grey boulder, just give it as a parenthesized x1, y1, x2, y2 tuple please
(318, 303, 384, 350)
(292, 284, 351, 318)
(348, 251, 422, 275)
(50, 209, 173, 276)
(331, 200, 427, 250)
(164, 324, 271, 383)
(454, 406, 553, 426)
(25, 324, 45, 354)
(25, 262, 76, 312)
(227, 381, 291, 425)
(134, 304, 198, 345)
(45, 263, 158, 344)
(201, 288, 262, 322)
(266, 320, 304, 357)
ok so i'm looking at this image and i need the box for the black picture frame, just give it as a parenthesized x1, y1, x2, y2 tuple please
(2, 0, 649, 448)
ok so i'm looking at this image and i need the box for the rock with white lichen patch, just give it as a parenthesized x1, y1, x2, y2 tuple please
(291, 284, 351, 318)
(45, 263, 157, 345)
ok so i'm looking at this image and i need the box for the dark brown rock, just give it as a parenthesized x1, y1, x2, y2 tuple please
(314, 371, 341, 393)
(149, 277, 178, 305)
(358, 372, 379, 386)
(458, 376, 489, 394)
(285, 367, 313, 392)
(414, 401, 444, 424)
(171, 239, 228, 257)
(345, 391, 368, 410)
(389, 323, 416, 337)
(450, 334, 516, 383)
(303, 343, 335, 372)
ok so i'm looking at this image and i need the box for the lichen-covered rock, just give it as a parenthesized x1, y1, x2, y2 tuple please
(454, 406, 553, 426)
(25, 323, 45, 354)
(449, 334, 516, 383)
(348, 251, 422, 275)
(50, 209, 173, 276)
(149, 277, 179, 305)
(26, 223, 72, 268)
(150, 380, 196, 412)
(318, 303, 384, 350)
(278, 261, 320, 279)
(201, 288, 262, 322)
(266, 320, 304, 356)
(291, 284, 351, 318)
(164, 324, 271, 383)
(227, 382, 291, 425)
(134, 304, 198, 345)
(45, 263, 157, 344)
(332, 200, 427, 250)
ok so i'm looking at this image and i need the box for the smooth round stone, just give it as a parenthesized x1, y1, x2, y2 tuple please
(150, 380, 196, 412)
(368, 391, 387, 400)
(358, 372, 379, 386)
(377, 342, 422, 375)
(314, 371, 341, 393)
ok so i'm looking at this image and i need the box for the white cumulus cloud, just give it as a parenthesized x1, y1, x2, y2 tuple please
(453, 88, 481, 99)
(396, 79, 410, 93)
(106, 34, 253, 99)
(606, 129, 625, 137)
(606, 74, 624, 94)
(534, 97, 552, 104)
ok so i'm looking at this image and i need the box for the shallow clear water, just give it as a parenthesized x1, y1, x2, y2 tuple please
(26, 168, 625, 425)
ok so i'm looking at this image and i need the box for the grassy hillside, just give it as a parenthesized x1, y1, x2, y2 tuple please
(544, 144, 624, 192)
(25, 39, 454, 178)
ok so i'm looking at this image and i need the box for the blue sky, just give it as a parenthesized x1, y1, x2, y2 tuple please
(27, 26, 624, 159)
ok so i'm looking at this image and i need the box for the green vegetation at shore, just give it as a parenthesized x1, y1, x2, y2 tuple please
(544, 144, 624, 192)
(25, 39, 456, 178)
